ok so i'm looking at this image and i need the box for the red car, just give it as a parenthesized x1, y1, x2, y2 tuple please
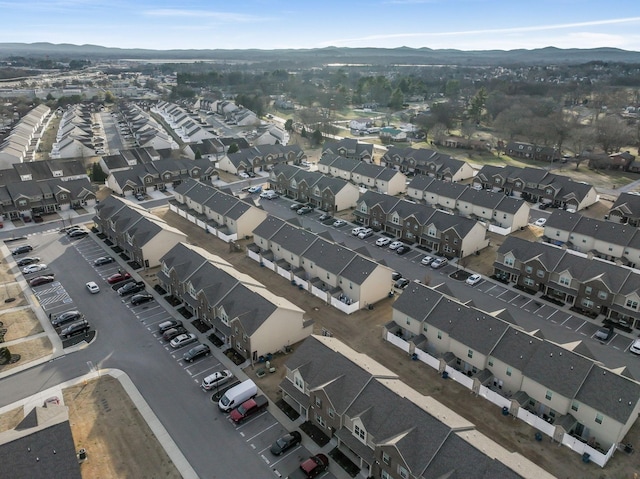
(229, 395, 268, 423)
(29, 275, 55, 287)
(107, 272, 131, 284)
(291, 454, 329, 478)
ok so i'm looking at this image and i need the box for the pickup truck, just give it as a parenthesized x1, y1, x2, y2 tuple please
(286, 454, 329, 479)
(229, 395, 268, 423)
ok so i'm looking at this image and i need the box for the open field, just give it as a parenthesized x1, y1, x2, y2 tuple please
(1, 308, 42, 341)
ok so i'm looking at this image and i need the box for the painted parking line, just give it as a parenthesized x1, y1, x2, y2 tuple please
(245, 421, 280, 443)
(575, 321, 587, 332)
(186, 362, 221, 377)
(483, 284, 497, 294)
(263, 445, 302, 468)
(560, 316, 572, 326)
(233, 411, 269, 429)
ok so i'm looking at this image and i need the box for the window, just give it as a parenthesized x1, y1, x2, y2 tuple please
(627, 299, 639, 310)
(571, 401, 579, 412)
(398, 465, 409, 479)
(585, 286, 592, 295)
(381, 471, 391, 479)
(316, 413, 325, 428)
(488, 358, 493, 367)
(506, 367, 512, 377)
(545, 390, 552, 401)
(406, 317, 411, 325)
(504, 256, 514, 267)
(536, 269, 545, 278)
(294, 376, 304, 389)
(437, 331, 442, 340)
(582, 299, 594, 309)
(354, 424, 365, 441)
(60, 194, 67, 200)
(523, 278, 535, 287)
(423, 323, 428, 332)
(428, 227, 437, 237)
(467, 349, 473, 359)
(328, 408, 335, 418)
(598, 291, 608, 300)
(595, 413, 603, 425)
(315, 396, 322, 408)
(382, 452, 390, 466)
(525, 265, 533, 274)
(559, 276, 570, 286)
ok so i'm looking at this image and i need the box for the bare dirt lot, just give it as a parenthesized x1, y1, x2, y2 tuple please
(0, 336, 52, 372)
(1, 308, 43, 341)
(155, 205, 640, 479)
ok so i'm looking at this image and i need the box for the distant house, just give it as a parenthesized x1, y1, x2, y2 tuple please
(379, 127, 407, 142)
(380, 147, 474, 181)
(608, 192, 640, 226)
(348, 118, 374, 131)
(322, 138, 373, 163)
(506, 141, 560, 162)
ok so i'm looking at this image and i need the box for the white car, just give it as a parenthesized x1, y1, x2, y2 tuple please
(238, 172, 250, 179)
(466, 274, 483, 286)
(170, 333, 197, 348)
(351, 226, 366, 236)
(420, 255, 434, 266)
(86, 281, 100, 294)
(375, 237, 391, 247)
(259, 190, 278, 199)
(201, 370, 233, 390)
(333, 219, 346, 227)
(389, 241, 404, 250)
(22, 263, 47, 274)
(358, 228, 373, 239)
(630, 339, 640, 355)
(533, 218, 547, 227)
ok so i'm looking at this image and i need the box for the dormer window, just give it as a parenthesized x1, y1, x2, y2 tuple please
(52, 170, 63, 177)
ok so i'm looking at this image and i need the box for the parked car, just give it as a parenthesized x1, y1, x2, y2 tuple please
(394, 278, 410, 289)
(107, 272, 131, 284)
(630, 339, 640, 355)
(247, 185, 262, 194)
(297, 205, 313, 215)
(61, 319, 90, 338)
(183, 343, 211, 362)
(238, 171, 250, 178)
(420, 255, 434, 266)
(358, 228, 373, 239)
(201, 370, 233, 391)
(259, 190, 278, 199)
(375, 237, 391, 247)
(229, 395, 269, 423)
(86, 281, 100, 293)
(29, 275, 55, 287)
(332, 219, 346, 227)
(135, 193, 145, 201)
(388, 241, 404, 250)
(170, 333, 197, 348)
(318, 213, 332, 222)
(22, 263, 47, 274)
(351, 226, 366, 236)
(391, 271, 402, 282)
(117, 281, 145, 296)
(131, 293, 154, 306)
(16, 256, 40, 267)
(533, 218, 547, 227)
(51, 310, 83, 327)
(12, 245, 33, 256)
(270, 431, 302, 455)
(93, 256, 114, 266)
(69, 229, 88, 238)
(158, 319, 182, 334)
(290, 203, 304, 211)
(289, 454, 329, 479)
(595, 326, 614, 341)
(466, 274, 483, 286)
(396, 245, 411, 255)
(430, 258, 448, 269)
(65, 227, 83, 235)
(162, 326, 188, 341)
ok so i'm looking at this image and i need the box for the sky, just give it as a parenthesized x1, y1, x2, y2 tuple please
(2, 0, 640, 52)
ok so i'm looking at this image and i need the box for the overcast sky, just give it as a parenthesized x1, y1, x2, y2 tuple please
(2, 0, 640, 52)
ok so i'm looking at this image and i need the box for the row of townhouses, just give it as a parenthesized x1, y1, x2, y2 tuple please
(495, 236, 640, 329)
(355, 190, 489, 258)
(317, 154, 407, 196)
(119, 103, 178, 151)
(171, 178, 268, 241)
(280, 335, 555, 479)
(473, 164, 598, 211)
(407, 174, 531, 231)
(93, 196, 187, 268)
(543, 209, 640, 268)
(0, 159, 94, 220)
(157, 242, 312, 362)
(0, 104, 51, 167)
(153, 101, 217, 144)
(380, 146, 474, 181)
(51, 104, 97, 159)
(322, 138, 374, 163)
(217, 144, 305, 176)
(505, 141, 561, 162)
(249, 216, 393, 313)
(387, 281, 640, 463)
(270, 164, 360, 212)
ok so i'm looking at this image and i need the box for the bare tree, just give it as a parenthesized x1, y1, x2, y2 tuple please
(595, 115, 635, 154)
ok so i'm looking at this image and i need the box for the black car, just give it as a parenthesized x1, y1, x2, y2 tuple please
(394, 278, 410, 289)
(11, 245, 33, 256)
(17, 256, 40, 267)
(61, 319, 90, 338)
(183, 343, 211, 362)
(52, 310, 83, 327)
(270, 431, 302, 455)
(131, 293, 154, 306)
(93, 256, 115, 266)
(396, 245, 411, 255)
(297, 206, 314, 215)
(158, 319, 183, 334)
(117, 281, 145, 296)
(162, 326, 188, 341)
(391, 271, 402, 282)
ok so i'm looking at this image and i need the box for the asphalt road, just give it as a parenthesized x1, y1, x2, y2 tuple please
(0, 231, 297, 478)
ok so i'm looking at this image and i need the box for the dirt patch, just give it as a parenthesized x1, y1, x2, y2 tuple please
(0, 406, 24, 433)
(1, 308, 43, 341)
(0, 336, 52, 372)
(0, 289, 26, 310)
(63, 375, 181, 479)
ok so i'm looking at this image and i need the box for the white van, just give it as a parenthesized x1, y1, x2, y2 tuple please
(218, 379, 258, 412)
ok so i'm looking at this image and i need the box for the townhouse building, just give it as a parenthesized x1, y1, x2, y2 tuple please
(322, 138, 374, 163)
(505, 141, 560, 162)
(317, 154, 407, 195)
(270, 164, 360, 212)
(280, 335, 555, 479)
(608, 191, 640, 226)
(473, 165, 598, 211)
(354, 191, 489, 258)
(157, 242, 311, 362)
(494, 236, 640, 330)
(380, 147, 474, 181)
(217, 145, 305, 176)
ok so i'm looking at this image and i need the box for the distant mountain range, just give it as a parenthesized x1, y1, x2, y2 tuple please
(1, 42, 640, 66)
